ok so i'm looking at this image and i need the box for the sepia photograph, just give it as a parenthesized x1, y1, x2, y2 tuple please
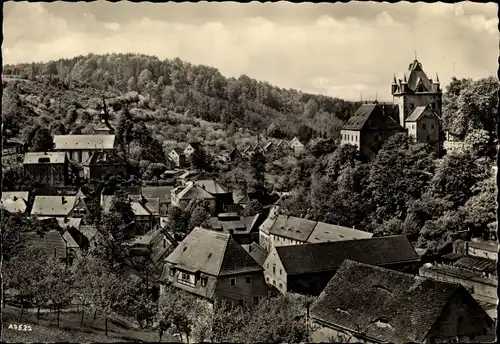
(1, 1, 498, 343)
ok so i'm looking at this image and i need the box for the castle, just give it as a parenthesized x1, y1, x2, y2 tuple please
(341, 59, 443, 157)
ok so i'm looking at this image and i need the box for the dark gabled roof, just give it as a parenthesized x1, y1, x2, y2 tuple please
(310, 260, 482, 344)
(275, 235, 419, 275)
(341, 104, 402, 131)
(242, 242, 268, 267)
(166, 227, 262, 277)
(405, 104, 440, 122)
(83, 151, 126, 166)
(22, 230, 68, 259)
(170, 147, 185, 155)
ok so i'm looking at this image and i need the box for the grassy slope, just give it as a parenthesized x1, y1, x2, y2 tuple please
(1, 307, 178, 343)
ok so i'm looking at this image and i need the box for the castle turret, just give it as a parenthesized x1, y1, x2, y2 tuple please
(433, 73, 441, 93)
(391, 74, 398, 95)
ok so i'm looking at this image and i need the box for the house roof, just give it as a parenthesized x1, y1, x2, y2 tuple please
(62, 231, 80, 249)
(242, 242, 268, 267)
(170, 147, 185, 156)
(22, 230, 68, 259)
(54, 135, 116, 150)
(405, 105, 440, 122)
(178, 170, 200, 180)
(289, 137, 303, 146)
(341, 104, 402, 131)
(186, 142, 204, 152)
(166, 227, 262, 278)
(404, 59, 433, 92)
(23, 152, 67, 164)
(0, 191, 29, 213)
(264, 213, 373, 243)
(310, 260, 487, 344)
(36, 217, 82, 230)
(141, 186, 174, 204)
(79, 225, 99, 241)
(174, 181, 216, 200)
(83, 151, 126, 166)
(31, 196, 77, 217)
(420, 264, 498, 286)
(454, 255, 497, 275)
(131, 199, 155, 216)
(194, 179, 230, 195)
(275, 235, 420, 275)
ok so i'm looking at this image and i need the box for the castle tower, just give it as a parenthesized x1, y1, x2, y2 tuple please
(391, 59, 442, 127)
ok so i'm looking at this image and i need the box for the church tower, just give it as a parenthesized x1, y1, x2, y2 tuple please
(391, 59, 442, 127)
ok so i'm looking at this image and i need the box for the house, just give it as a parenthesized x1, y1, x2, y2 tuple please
(310, 260, 495, 343)
(102, 194, 160, 234)
(184, 142, 204, 159)
(54, 134, 118, 163)
(83, 151, 128, 181)
(288, 137, 305, 155)
(161, 227, 269, 309)
(31, 193, 89, 219)
(259, 207, 373, 252)
(405, 104, 442, 155)
(171, 181, 217, 215)
(276, 140, 290, 153)
(194, 179, 233, 213)
(262, 141, 276, 155)
(236, 190, 280, 211)
(23, 152, 69, 186)
(418, 238, 498, 320)
(2, 138, 24, 156)
(168, 148, 186, 168)
(263, 235, 420, 296)
(228, 147, 243, 162)
(204, 213, 265, 245)
(21, 230, 79, 265)
(67, 225, 100, 251)
(0, 191, 29, 213)
(242, 242, 268, 268)
(340, 103, 404, 158)
(141, 186, 175, 216)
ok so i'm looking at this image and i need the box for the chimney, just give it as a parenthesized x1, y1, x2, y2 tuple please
(62, 196, 67, 204)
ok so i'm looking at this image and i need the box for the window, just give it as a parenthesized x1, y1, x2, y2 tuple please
(169, 268, 175, 277)
(422, 123, 427, 129)
(267, 263, 269, 269)
(410, 103, 415, 110)
(253, 297, 259, 306)
(279, 269, 282, 275)
(201, 277, 208, 287)
(246, 276, 252, 284)
(427, 136, 430, 141)
(230, 278, 236, 287)
(279, 283, 283, 289)
(431, 124, 434, 129)
(266, 277, 269, 282)
(272, 280, 276, 286)
(273, 265, 276, 274)
(238, 299, 244, 308)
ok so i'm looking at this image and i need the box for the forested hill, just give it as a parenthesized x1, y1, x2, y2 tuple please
(2, 53, 360, 141)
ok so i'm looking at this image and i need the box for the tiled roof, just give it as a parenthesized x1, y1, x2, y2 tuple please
(175, 182, 216, 200)
(307, 222, 372, 243)
(22, 230, 68, 259)
(311, 260, 483, 344)
(31, 196, 77, 217)
(79, 225, 99, 241)
(166, 227, 262, 277)
(405, 105, 440, 122)
(342, 104, 402, 131)
(54, 135, 116, 150)
(242, 242, 268, 267)
(170, 147, 185, 155)
(270, 215, 317, 242)
(83, 151, 126, 166)
(275, 235, 420, 275)
(23, 152, 67, 164)
(421, 264, 498, 286)
(194, 179, 230, 195)
(141, 186, 174, 204)
(36, 217, 82, 230)
(0, 191, 29, 213)
(454, 256, 497, 275)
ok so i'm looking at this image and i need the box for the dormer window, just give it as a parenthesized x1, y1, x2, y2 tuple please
(170, 268, 175, 277)
(201, 277, 208, 287)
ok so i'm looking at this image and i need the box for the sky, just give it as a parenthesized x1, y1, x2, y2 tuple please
(3, 1, 498, 101)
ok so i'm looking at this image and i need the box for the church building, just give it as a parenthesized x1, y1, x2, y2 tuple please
(341, 58, 443, 157)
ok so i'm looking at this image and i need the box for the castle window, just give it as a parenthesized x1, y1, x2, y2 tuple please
(423, 124, 427, 129)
